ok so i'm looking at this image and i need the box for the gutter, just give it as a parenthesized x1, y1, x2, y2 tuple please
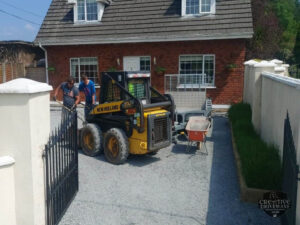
(35, 32, 254, 46)
(38, 42, 49, 84)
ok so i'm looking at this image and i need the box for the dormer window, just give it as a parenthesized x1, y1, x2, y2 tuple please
(68, 0, 111, 23)
(78, 0, 98, 21)
(182, 0, 216, 16)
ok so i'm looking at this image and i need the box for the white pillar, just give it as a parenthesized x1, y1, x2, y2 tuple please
(250, 61, 276, 134)
(243, 60, 258, 104)
(0, 78, 53, 225)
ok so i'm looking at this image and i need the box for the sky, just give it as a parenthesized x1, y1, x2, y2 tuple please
(0, 0, 51, 42)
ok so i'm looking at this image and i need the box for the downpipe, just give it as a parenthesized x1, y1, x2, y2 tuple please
(38, 42, 49, 84)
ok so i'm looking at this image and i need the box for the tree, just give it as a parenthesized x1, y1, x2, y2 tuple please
(246, 0, 282, 59)
(271, 0, 299, 60)
(293, 1, 300, 63)
(247, 0, 300, 61)
(294, 25, 300, 63)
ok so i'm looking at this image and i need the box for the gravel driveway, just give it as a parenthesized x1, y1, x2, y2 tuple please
(50, 108, 280, 225)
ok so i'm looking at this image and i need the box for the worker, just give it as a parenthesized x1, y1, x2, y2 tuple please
(53, 77, 80, 119)
(79, 74, 96, 118)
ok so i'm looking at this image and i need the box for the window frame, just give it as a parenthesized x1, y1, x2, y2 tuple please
(178, 54, 215, 87)
(73, 0, 103, 23)
(182, 0, 216, 16)
(69, 57, 99, 86)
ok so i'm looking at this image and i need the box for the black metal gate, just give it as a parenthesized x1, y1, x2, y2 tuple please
(44, 111, 78, 225)
(281, 113, 298, 225)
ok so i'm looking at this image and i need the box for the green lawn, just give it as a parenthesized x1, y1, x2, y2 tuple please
(228, 103, 282, 190)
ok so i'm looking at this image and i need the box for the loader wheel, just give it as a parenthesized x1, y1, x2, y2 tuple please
(104, 128, 129, 165)
(81, 123, 103, 157)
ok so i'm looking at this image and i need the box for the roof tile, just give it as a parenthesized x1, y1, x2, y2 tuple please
(35, 0, 253, 45)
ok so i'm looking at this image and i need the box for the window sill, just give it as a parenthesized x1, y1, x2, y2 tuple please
(205, 86, 216, 89)
(74, 21, 102, 26)
(182, 13, 215, 18)
(177, 84, 216, 89)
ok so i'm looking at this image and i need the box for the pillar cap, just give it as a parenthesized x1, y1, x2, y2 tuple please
(244, 59, 258, 66)
(253, 61, 276, 68)
(0, 78, 53, 94)
(0, 156, 15, 167)
(270, 59, 283, 64)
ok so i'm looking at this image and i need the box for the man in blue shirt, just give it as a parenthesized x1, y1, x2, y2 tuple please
(79, 74, 96, 118)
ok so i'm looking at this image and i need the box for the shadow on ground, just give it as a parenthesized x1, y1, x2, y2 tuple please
(79, 149, 161, 167)
(205, 116, 280, 225)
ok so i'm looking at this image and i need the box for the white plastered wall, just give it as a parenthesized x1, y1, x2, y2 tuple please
(0, 78, 52, 225)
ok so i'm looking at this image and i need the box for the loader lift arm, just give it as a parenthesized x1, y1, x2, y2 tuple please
(90, 73, 174, 133)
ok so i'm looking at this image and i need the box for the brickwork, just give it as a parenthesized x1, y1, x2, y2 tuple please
(47, 39, 246, 104)
(0, 63, 27, 84)
(26, 67, 46, 83)
(6, 64, 12, 82)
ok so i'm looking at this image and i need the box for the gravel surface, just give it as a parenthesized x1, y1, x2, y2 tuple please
(50, 107, 85, 131)
(50, 109, 280, 225)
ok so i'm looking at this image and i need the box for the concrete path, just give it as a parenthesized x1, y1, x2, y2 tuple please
(50, 110, 280, 225)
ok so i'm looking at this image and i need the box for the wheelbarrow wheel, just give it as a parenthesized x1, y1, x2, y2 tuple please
(197, 142, 201, 150)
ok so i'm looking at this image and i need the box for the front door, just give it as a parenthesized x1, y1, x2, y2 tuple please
(123, 57, 140, 71)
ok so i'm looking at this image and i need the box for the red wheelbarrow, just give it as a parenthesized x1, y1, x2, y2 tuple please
(183, 116, 211, 154)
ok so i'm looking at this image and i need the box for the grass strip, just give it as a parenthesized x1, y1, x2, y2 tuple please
(228, 103, 281, 190)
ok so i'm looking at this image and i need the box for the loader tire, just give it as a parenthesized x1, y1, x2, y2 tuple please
(104, 128, 129, 165)
(81, 123, 103, 157)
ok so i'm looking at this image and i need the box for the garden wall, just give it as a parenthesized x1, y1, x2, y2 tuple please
(243, 60, 300, 224)
(243, 60, 299, 157)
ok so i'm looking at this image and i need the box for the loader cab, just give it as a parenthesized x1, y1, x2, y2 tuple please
(100, 72, 151, 104)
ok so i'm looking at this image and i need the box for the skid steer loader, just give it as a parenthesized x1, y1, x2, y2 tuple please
(80, 72, 175, 164)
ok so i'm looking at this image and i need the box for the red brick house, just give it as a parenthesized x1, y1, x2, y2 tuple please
(35, 0, 253, 106)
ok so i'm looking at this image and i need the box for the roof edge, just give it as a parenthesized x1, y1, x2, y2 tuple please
(0, 40, 35, 46)
(35, 32, 253, 46)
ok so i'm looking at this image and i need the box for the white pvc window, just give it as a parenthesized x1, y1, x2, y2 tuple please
(201, 0, 211, 13)
(77, 0, 98, 21)
(184, 0, 215, 15)
(70, 57, 98, 84)
(179, 55, 215, 86)
(186, 0, 200, 15)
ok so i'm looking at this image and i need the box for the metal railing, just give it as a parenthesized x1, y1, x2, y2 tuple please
(44, 110, 78, 225)
(164, 74, 213, 92)
(281, 113, 298, 225)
